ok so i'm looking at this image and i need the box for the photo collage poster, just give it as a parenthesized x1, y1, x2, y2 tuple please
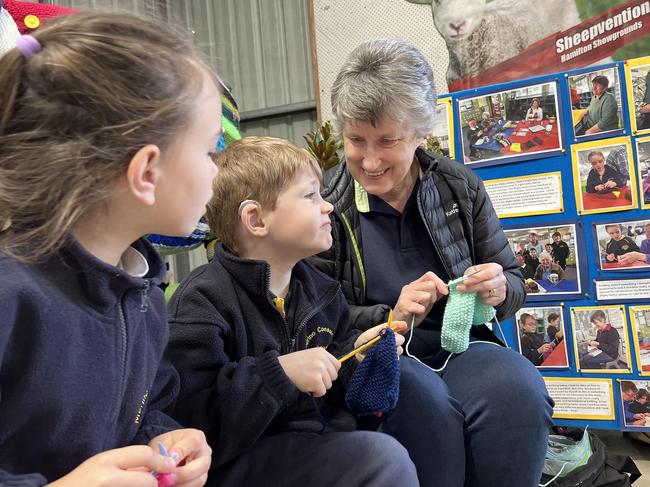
(444, 57, 650, 430)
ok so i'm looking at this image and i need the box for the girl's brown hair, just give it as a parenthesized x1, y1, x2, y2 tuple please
(0, 12, 209, 261)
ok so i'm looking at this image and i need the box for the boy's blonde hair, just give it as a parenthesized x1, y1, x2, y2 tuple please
(0, 13, 213, 261)
(207, 136, 322, 254)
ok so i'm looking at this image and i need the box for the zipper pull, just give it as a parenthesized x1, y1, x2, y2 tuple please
(140, 280, 150, 312)
(289, 338, 296, 352)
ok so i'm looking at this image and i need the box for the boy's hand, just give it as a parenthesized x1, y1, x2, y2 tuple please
(150, 429, 211, 487)
(354, 321, 407, 362)
(393, 271, 448, 327)
(47, 445, 176, 487)
(278, 348, 340, 397)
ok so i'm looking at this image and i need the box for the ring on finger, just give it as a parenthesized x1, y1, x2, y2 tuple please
(488, 288, 496, 297)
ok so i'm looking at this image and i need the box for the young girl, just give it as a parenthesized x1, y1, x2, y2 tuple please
(0, 12, 219, 486)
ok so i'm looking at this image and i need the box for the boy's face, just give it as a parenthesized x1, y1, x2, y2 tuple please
(264, 167, 333, 262)
(530, 249, 538, 258)
(545, 244, 553, 252)
(522, 317, 536, 332)
(606, 226, 623, 241)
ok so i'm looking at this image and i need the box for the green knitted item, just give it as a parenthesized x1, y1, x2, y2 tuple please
(441, 276, 496, 353)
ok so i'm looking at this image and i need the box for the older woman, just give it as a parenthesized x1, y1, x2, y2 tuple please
(312, 38, 553, 487)
(525, 98, 543, 121)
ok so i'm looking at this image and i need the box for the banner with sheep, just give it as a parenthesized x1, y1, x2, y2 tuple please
(312, 0, 650, 122)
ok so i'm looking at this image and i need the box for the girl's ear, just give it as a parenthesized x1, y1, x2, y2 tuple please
(126, 144, 161, 206)
(239, 202, 268, 237)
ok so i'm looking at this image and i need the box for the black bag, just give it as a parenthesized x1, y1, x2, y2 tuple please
(541, 431, 641, 487)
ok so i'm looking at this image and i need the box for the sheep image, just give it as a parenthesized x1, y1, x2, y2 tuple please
(407, 0, 581, 84)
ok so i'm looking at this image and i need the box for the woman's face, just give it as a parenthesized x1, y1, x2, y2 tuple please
(343, 117, 422, 203)
(532, 100, 539, 109)
(592, 318, 607, 330)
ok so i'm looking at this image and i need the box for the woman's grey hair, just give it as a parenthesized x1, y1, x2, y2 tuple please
(539, 251, 553, 261)
(330, 38, 436, 139)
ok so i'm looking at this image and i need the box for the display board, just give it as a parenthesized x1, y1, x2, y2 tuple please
(311, 0, 650, 122)
(445, 57, 650, 430)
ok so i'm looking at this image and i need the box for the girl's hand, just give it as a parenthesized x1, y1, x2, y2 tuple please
(48, 445, 176, 487)
(150, 429, 211, 487)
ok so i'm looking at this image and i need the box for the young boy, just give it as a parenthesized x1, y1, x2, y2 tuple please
(546, 312, 563, 344)
(604, 224, 640, 263)
(519, 313, 550, 366)
(166, 137, 419, 486)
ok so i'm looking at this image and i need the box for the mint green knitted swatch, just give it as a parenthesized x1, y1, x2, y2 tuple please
(441, 276, 496, 353)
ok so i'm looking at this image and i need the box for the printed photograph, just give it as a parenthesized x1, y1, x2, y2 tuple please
(620, 380, 650, 427)
(636, 137, 650, 208)
(595, 220, 650, 271)
(458, 81, 562, 166)
(571, 137, 637, 214)
(516, 306, 568, 368)
(504, 224, 581, 298)
(428, 97, 455, 159)
(630, 307, 650, 377)
(568, 67, 623, 139)
(571, 306, 630, 373)
(625, 58, 650, 135)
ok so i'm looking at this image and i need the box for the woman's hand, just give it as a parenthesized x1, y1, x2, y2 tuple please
(618, 251, 647, 265)
(149, 429, 212, 487)
(456, 263, 507, 307)
(392, 271, 448, 327)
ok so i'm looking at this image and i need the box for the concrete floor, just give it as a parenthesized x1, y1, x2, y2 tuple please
(594, 429, 650, 486)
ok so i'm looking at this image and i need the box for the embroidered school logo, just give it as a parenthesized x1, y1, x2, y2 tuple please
(445, 202, 459, 217)
(134, 389, 149, 424)
(305, 326, 334, 347)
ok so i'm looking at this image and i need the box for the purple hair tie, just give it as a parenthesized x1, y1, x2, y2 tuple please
(15, 34, 42, 58)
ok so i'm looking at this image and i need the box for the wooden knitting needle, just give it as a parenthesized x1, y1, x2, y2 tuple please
(339, 309, 395, 363)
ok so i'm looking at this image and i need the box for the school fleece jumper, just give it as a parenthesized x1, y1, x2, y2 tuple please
(167, 244, 361, 470)
(0, 238, 181, 485)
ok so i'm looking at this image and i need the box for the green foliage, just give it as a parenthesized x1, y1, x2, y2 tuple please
(424, 135, 445, 155)
(303, 121, 343, 171)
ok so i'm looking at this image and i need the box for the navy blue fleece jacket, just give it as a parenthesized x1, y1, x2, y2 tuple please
(167, 244, 361, 469)
(0, 238, 181, 485)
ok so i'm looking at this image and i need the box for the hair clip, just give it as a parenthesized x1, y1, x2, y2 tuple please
(15, 34, 42, 59)
(237, 199, 260, 217)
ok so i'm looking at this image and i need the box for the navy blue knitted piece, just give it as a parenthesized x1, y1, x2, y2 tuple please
(345, 329, 400, 417)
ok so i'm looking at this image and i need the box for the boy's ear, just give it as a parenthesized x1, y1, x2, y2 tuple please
(125, 144, 162, 206)
(240, 203, 268, 237)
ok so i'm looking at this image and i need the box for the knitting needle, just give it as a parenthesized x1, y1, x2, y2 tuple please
(447, 267, 484, 288)
(338, 309, 395, 363)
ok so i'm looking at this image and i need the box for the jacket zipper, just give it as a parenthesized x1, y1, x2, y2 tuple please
(416, 179, 454, 279)
(266, 270, 292, 354)
(113, 294, 128, 436)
